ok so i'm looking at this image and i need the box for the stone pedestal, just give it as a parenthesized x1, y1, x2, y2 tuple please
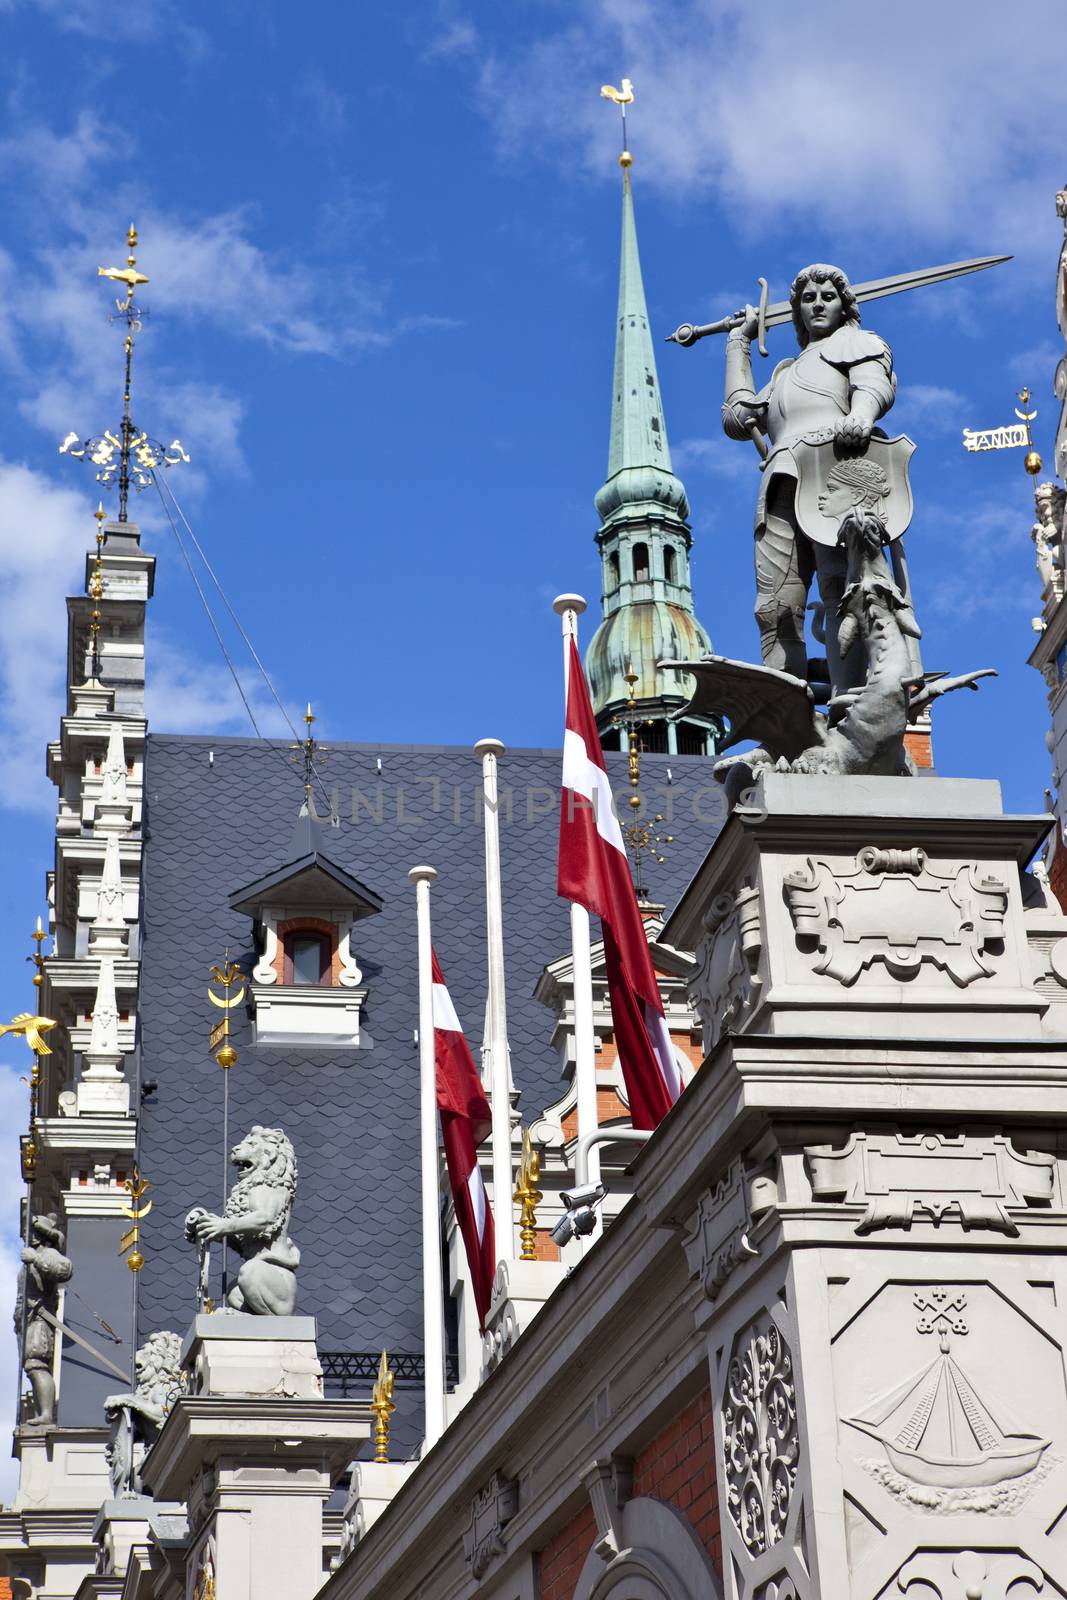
(138, 1319, 369, 1600)
(182, 1313, 323, 1399)
(92, 1496, 181, 1579)
(143, 1397, 370, 1600)
(481, 1257, 568, 1377)
(659, 774, 1067, 1600)
(12, 1427, 111, 1512)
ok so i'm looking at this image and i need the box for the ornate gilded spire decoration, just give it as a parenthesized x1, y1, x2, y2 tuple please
(208, 957, 244, 1071)
(514, 1128, 543, 1261)
(59, 224, 188, 520)
(119, 1168, 152, 1274)
(370, 1349, 396, 1462)
(1, 918, 58, 1181)
(290, 703, 330, 807)
(599, 77, 634, 168)
(613, 663, 672, 900)
(962, 387, 1043, 475)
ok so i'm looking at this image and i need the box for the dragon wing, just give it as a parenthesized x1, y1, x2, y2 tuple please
(659, 655, 818, 761)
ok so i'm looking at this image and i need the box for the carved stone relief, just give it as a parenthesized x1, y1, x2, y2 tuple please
(690, 883, 763, 1051)
(754, 1581, 798, 1600)
(463, 1469, 518, 1579)
(838, 1286, 1060, 1520)
(891, 1548, 1056, 1599)
(805, 1131, 1055, 1235)
(782, 845, 1008, 987)
(683, 1161, 774, 1302)
(723, 1315, 799, 1557)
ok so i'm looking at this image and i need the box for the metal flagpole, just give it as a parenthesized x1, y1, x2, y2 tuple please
(552, 596, 601, 1237)
(409, 865, 447, 1449)
(473, 738, 514, 1264)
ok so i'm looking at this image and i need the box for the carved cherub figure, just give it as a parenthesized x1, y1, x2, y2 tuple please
(185, 1126, 300, 1315)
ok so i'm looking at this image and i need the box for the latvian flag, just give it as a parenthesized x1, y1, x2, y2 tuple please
(558, 638, 682, 1130)
(432, 950, 497, 1330)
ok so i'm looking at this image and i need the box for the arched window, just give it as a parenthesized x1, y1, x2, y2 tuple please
(632, 542, 650, 582)
(609, 551, 620, 589)
(283, 929, 331, 986)
(663, 544, 677, 583)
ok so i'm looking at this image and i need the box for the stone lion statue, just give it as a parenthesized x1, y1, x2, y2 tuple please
(185, 1126, 300, 1315)
(104, 1330, 183, 1496)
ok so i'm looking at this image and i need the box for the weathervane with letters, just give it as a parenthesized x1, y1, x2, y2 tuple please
(656, 156, 1008, 787)
(59, 224, 188, 520)
(962, 387, 1043, 476)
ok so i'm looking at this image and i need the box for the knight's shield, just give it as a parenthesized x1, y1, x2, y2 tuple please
(791, 433, 916, 547)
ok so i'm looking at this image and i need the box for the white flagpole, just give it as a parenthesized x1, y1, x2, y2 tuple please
(408, 864, 447, 1448)
(552, 595, 601, 1221)
(473, 738, 514, 1264)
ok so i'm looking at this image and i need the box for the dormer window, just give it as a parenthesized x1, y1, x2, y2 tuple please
(284, 928, 331, 986)
(229, 806, 382, 1048)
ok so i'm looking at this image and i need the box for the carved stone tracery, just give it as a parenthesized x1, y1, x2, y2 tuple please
(723, 1316, 799, 1557)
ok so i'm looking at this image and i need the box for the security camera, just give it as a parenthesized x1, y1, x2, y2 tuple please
(550, 1182, 607, 1247)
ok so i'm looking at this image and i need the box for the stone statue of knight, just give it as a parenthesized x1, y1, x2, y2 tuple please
(722, 262, 915, 699)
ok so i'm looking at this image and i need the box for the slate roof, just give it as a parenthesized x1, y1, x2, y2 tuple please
(135, 735, 724, 1449)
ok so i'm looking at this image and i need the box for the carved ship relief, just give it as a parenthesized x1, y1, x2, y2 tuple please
(845, 1290, 1051, 1501)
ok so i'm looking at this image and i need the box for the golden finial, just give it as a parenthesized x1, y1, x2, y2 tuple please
(290, 702, 329, 806)
(119, 1167, 153, 1274)
(370, 1349, 396, 1463)
(600, 77, 634, 168)
(1017, 388, 1043, 475)
(207, 956, 245, 1069)
(98, 221, 149, 309)
(514, 1127, 543, 1262)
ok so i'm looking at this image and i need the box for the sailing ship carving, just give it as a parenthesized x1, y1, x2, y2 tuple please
(845, 1289, 1050, 1489)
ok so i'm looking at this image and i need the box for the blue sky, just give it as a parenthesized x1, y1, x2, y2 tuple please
(0, 0, 1066, 1481)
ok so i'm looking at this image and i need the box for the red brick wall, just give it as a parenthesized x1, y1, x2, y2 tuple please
(538, 1501, 597, 1600)
(534, 1387, 720, 1596)
(632, 1387, 721, 1579)
(1051, 838, 1067, 913)
(903, 727, 933, 769)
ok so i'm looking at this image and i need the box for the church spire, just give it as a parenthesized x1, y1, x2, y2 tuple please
(585, 89, 717, 757)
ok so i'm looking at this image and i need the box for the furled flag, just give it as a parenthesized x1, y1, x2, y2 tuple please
(558, 638, 682, 1129)
(432, 950, 497, 1330)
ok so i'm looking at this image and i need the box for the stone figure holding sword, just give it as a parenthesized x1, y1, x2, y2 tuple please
(667, 252, 1008, 702)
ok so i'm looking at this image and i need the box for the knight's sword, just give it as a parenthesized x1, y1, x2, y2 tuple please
(665, 254, 1012, 348)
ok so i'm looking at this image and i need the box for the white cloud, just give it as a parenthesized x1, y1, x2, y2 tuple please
(672, 435, 755, 479)
(0, 461, 299, 815)
(473, 0, 1067, 271)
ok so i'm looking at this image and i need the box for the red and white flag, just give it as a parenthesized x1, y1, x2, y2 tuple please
(558, 637, 682, 1129)
(432, 950, 497, 1330)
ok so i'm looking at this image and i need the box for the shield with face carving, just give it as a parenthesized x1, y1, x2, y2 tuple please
(790, 432, 916, 547)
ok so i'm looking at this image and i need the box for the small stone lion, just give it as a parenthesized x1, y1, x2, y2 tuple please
(185, 1126, 300, 1315)
(104, 1330, 183, 1496)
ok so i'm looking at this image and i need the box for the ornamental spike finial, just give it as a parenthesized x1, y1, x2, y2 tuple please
(370, 1349, 396, 1462)
(61, 224, 188, 520)
(600, 76, 634, 168)
(514, 1127, 543, 1261)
